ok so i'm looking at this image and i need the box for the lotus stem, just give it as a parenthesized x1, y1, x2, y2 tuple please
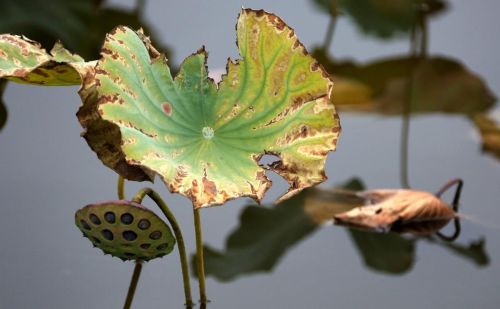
(132, 188, 194, 307)
(322, 0, 338, 53)
(435, 178, 463, 211)
(193, 208, 208, 304)
(123, 260, 143, 309)
(435, 178, 464, 242)
(118, 175, 125, 200)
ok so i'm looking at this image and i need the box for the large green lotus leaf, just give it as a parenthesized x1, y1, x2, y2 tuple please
(87, 9, 340, 208)
(0, 34, 94, 85)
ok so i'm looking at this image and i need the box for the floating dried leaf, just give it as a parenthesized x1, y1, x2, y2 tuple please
(334, 189, 456, 233)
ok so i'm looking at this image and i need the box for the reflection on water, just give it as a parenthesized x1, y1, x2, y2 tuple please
(197, 178, 488, 281)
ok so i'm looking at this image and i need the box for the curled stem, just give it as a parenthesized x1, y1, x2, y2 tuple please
(435, 178, 464, 242)
(193, 208, 208, 304)
(133, 188, 194, 307)
(123, 260, 143, 309)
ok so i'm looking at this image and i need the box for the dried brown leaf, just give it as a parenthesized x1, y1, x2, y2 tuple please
(334, 189, 456, 233)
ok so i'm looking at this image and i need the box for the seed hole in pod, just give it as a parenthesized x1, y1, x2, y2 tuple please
(104, 212, 116, 223)
(157, 243, 169, 251)
(149, 230, 162, 240)
(124, 252, 136, 259)
(92, 237, 101, 244)
(137, 219, 151, 230)
(80, 220, 91, 230)
(140, 243, 151, 249)
(89, 214, 101, 225)
(121, 213, 134, 224)
(101, 229, 114, 241)
(123, 230, 138, 241)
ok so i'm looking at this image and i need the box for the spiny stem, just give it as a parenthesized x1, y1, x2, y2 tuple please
(133, 188, 194, 307)
(123, 261, 143, 309)
(193, 208, 207, 304)
(118, 175, 125, 200)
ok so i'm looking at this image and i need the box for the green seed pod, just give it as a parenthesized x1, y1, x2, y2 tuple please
(75, 200, 176, 261)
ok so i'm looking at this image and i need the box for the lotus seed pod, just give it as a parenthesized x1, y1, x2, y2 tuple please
(75, 200, 176, 261)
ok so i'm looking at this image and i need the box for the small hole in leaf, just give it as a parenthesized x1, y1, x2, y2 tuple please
(89, 214, 101, 225)
(101, 229, 114, 241)
(138, 219, 151, 230)
(258, 154, 280, 167)
(121, 213, 134, 224)
(104, 212, 116, 223)
(92, 237, 101, 244)
(80, 220, 91, 230)
(140, 243, 151, 249)
(157, 243, 169, 251)
(149, 230, 162, 240)
(123, 230, 138, 241)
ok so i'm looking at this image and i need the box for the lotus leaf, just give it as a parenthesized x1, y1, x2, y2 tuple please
(81, 9, 340, 208)
(313, 50, 496, 116)
(312, 0, 447, 39)
(334, 189, 456, 232)
(474, 114, 500, 160)
(0, 34, 94, 85)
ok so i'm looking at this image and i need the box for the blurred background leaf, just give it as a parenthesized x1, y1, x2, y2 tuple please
(314, 50, 497, 116)
(0, 0, 171, 133)
(473, 114, 500, 160)
(194, 192, 318, 282)
(312, 0, 447, 39)
(0, 0, 171, 60)
(195, 178, 363, 282)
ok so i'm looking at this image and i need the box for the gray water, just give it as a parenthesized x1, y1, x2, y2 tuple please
(1, 0, 499, 308)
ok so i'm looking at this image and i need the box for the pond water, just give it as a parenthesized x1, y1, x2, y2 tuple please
(0, 1, 499, 308)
